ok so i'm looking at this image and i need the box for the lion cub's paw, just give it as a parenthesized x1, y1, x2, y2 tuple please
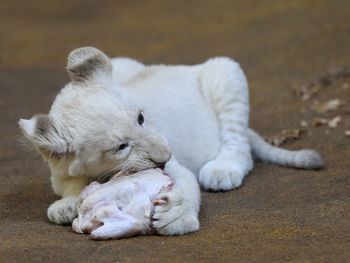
(47, 196, 78, 225)
(154, 214, 199, 236)
(199, 159, 245, 191)
(152, 191, 199, 235)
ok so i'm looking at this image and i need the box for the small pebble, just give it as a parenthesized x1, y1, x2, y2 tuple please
(328, 116, 342, 128)
(311, 98, 344, 113)
(300, 120, 308, 127)
(311, 117, 329, 127)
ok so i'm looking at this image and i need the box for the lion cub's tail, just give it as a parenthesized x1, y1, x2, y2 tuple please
(248, 129, 324, 170)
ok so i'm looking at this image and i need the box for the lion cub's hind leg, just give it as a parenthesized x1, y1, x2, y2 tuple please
(197, 57, 253, 191)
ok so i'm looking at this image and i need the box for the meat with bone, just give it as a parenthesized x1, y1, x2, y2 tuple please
(72, 169, 174, 240)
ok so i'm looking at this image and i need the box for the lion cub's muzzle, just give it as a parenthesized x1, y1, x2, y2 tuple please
(152, 154, 172, 170)
(143, 134, 172, 170)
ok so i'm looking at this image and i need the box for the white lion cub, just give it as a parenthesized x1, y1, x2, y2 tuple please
(19, 47, 323, 236)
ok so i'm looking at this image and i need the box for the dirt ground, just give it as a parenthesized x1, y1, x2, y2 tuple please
(1, 0, 350, 262)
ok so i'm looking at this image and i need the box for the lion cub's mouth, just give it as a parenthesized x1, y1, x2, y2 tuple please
(96, 160, 168, 184)
(155, 163, 166, 170)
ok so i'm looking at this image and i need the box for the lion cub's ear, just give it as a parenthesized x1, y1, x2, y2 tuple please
(18, 114, 69, 159)
(66, 47, 112, 83)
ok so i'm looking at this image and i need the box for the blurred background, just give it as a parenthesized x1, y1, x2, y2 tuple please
(1, 0, 350, 262)
(1, 0, 349, 68)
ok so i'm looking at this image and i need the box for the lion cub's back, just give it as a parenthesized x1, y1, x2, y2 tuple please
(115, 62, 221, 174)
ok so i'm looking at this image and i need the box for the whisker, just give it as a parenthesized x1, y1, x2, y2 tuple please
(95, 156, 157, 183)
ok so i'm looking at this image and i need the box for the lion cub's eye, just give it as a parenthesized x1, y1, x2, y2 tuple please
(118, 143, 128, 151)
(111, 143, 128, 153)
(137, 112, 144, 126)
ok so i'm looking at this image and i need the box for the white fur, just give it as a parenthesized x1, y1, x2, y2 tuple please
(19, 47, 323, 235)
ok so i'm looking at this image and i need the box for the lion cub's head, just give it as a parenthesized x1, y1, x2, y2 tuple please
(19, 47, 171, 179)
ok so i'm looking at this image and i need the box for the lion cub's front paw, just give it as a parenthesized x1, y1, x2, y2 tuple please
(47, 196, 78, 225)
(152, 191, 199, 235)
(199, 159, 245, 191)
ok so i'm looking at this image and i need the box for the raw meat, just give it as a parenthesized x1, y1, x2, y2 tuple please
(72, 169, 174, 240)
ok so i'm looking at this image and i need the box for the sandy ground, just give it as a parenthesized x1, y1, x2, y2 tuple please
(1, 0, 350, 262)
